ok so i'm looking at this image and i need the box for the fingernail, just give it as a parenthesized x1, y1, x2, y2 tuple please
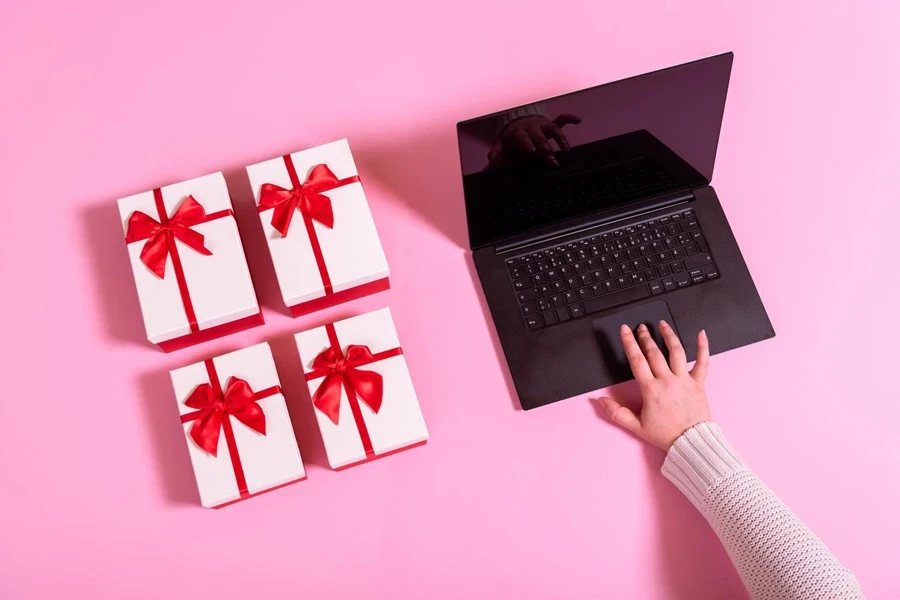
(620, 324, 630, 334)
(700, 329, 707, 338)
(659, 320, 668, 328)
(638, 323, 648, 332)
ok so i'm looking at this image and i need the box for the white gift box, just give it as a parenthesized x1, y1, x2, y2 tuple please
(118, 172, 262, 351)
(294, 307, 428, 470)
(245, 139, 390, 317)
(170, 342, 306, 508)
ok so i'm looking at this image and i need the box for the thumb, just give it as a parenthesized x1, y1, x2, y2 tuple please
(553, 113, 582, 127)
(598, 397, 643, 437)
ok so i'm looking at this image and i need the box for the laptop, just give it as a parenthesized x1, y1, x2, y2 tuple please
(456, 52, 775, 410)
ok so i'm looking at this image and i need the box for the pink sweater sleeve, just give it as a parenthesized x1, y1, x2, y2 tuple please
(662, 422, 865, 600)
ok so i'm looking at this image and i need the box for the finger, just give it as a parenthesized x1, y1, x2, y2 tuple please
(635, 323, 671, 378)
(542, 122, 571, 150)
(659, 320, 688, 375)
(553, 113, 582, 127)
(691, 329, 710, 383)
(598, 397, 643, 437)
(620, 324, 654, 383)
(528, 128, 558, 166)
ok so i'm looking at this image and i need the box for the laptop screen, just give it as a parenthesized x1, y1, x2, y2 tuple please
(457, 53, 733, 249)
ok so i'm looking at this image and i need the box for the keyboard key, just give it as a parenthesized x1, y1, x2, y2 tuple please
(567, 243, 578, 250)
(649, 280, 664, 295)
(631, 273, 645, 285)
(548, 256, 563, 268)
(646, 254, 659, 267)
(688, 268, 703, 278)
(659, 216, 671, 225)
(564, 291, 578, 304)
(577, 249, 589, 260)
(670, 261, 685, 273)
(691, 272, 705, 284)
(514, 278, 534, 291)
(538, 284, 553, 297)
(639, 244, 653, 256)
(569, 303, 584, 318)
(612, 251, 627, 263)
(662, 277, 676, 291)
(667, 223, 681, 235)
(585, 258, 599, 270)
(604, 266, 617, 279)
(579, 239, 589, 247)
(532, 273, 547, 286)
(702, 265, 720, 279)
(522, 302, 538, 316)
(677, 233, 692, 245)
(683, 219, 699, 230)
(573, 262, 586, 274)
(556, 307, 571, 322)
(665, 237, 678, 249)
(613, 229, 623, 237)
(592, 270, 605, 282)
(658, 251, 671, 263)
(657, 264, 671, 277)
(671, 213, 683, 221)
(644, 268, 658, 281)
(537, 298, 552, 312)
(550, 294, 565, 307)
(565, 277, 579, 289)
(601, 232, 611, 241)
(603, 280, 617, 293)
(625, 248, 639, 260)
(624, 226, 636, 235)
(694, 233, 708, 252)
(542, 310, 558, 326)
(636, 223, 648, 231)
(578, 287, 592, 300)
(590, 284, 604, 296)
(619, 262, 634, 274)
(506, 258, 519, 267)
(674, 273, 692, 288)
(682, 209, 694, 218)
(684, 243, 698, 256)
(546, 269, 561, 282)
(584, 284, 652, 314)
(510, 266, 524, 279)
(648, 220, 658, 227)
(632, 257, 648, 270)
(580, 274, 593, 286)
(525, 315, 543, 330)
(683, 254, 714, 269)
(544, 248, 555, 256)
(590, 245, 601, 256)
(518, 289, 540, 303)
(553, 281, 566, 293)
(525, 263, 536, 275)
(563, 252, 576, 264)
(600, 255, 613, 267)
(534, 259, 548, 271)
(521, 255, 533, 263)
(559, 266, 573, 277)
(617, 276, 631, 289)
(671, 248, 684, 260)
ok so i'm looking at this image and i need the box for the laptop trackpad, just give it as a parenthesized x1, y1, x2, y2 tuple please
(592, 301, 680, 380)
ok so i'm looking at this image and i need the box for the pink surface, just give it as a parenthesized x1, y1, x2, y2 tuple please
(1, 1, 898, 598)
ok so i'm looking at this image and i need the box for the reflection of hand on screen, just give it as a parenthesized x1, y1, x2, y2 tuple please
(488, 113, 582, 169)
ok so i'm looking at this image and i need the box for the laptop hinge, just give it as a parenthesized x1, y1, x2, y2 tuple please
(494, 188, 696, 253)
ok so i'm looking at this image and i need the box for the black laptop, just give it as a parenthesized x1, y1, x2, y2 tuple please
(457, 52, 775, 410)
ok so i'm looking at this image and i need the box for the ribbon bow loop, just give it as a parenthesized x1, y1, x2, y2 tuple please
(311, 344, 384, 425)
(258, 164, 341, 237)
(125, 195, 213, 278)
(185, 376, 267, 457)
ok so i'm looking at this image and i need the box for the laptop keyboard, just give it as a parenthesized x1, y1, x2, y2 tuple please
(506, 209, 719, 330)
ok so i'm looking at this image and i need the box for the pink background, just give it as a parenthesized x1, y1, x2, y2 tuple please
(1, 1, 898, 598)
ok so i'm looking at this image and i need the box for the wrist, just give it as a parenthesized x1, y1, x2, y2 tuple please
(661, 422, 746, 512)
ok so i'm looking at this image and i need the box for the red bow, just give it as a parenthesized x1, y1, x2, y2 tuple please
(311, 345, 383, 425)
(259, 164, 340, 237)
(125, 195, 213, 278)
(184, 377, 267, 456)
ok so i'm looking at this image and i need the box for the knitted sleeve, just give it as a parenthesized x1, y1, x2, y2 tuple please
(662, 422, 865, 600)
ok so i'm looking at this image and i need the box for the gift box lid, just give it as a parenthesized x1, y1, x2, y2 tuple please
(294, 307, 428, 469)
(118, 171, 259, 344)
(245, 139, 390, 308)
(169, 342, 305, 507)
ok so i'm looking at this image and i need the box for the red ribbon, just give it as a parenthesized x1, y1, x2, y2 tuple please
(305, 323, 402, 458)
(180, 359, 281, 498)
(124, 190, 233, 333)
(257, 157, 361, 297)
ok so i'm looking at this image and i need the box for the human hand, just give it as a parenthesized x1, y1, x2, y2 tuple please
(598, 322, 711, 450)
(488, 114, 582, 168)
